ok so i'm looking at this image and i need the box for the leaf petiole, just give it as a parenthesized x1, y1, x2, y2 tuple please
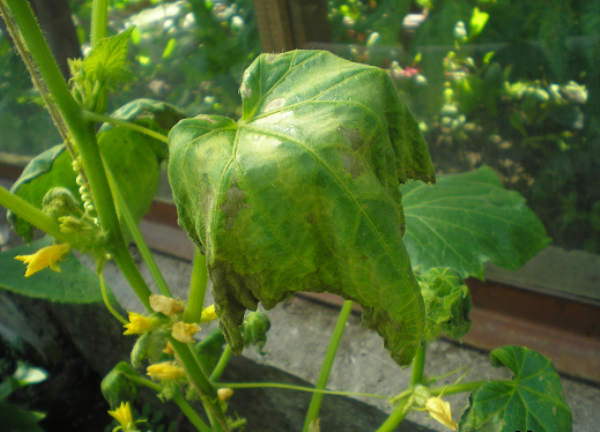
(83, 111, 169, 143)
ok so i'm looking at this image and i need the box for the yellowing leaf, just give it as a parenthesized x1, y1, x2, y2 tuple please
(169, 50, 435, 365)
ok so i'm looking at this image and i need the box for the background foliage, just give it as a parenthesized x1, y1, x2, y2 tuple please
(0, 0, 598, 254)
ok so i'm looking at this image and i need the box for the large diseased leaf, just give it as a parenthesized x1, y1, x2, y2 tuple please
(0, 237, 102, 303)
(169, 50, 436, 365)
(459, 346, 572, 432)
(401, 167, 551, 279)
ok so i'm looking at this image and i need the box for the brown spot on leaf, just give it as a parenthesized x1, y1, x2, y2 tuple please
(338, 126, 364, 150)
(307, 214, 314, 224)
(359, 255, 368, 261)
(341, 154, 365, 180)
(221, 176, 252, 230)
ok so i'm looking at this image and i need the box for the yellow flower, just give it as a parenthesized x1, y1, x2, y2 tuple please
(163, 341, 174, 355)
(217, 388, 234, 401)
(15, 243, 71, 277)
(200, 304, 218, 323)
(147, 361, 186, 381)
(171, 321, 201, 343)
(108, 401, 143, 432)
(123, 313, 159, 335)
(149, 294, 184, 316)
(425, 396, 458, 431)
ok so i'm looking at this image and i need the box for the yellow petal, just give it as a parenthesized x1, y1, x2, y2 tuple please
(149, 294, 184, 316)
(147, 361, 186, 380)
(200, 304, 218, 322)
(217, 388, 234, 401)
(123, 312, 158, 335)
(108, 401, 133, 427)
(425, 397, 458, 431)
(171, 321, 200, 344)
(15, 243, 71, 277)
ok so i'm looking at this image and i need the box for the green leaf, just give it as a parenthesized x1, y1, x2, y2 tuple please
(169, 50, 435, 366)
(8, 99, 184, 242)
(418, 267, 471, 341)
(459, 346, 572, 432)
(0, 402, 44, 432)
(194, 328, 226, 375)
(401, 167, 550, 279)
(131, 330, 170, 369)
(101, 362, 140, 408)
(0, 236, 103, 303)
(7, 145, 79, 242)
(538, 0, 573, 81)
(241, 311, 270, 354)
(469, 7, 489, 41)
(83, 28, 135, 86)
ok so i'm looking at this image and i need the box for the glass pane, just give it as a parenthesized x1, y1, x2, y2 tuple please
(313, 0, 600, 299)
(0, 0, 261, 153)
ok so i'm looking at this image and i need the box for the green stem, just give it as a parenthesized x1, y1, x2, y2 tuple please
(214, 382, 389, 400)
(184, 249, 209, 324)
(430, 380, 490, 397)
(111, 248, 152, 311)
(90, 0, 107, 47)
(99, 270, 128, 325)
(210, 346, 232, 382)
(106, 167, 172, 297)
(302, 300, 354, 432)
(0, 185, 73, 244)
(4, 0, 154, 312)
(375, 396, 412, 432)
(409, 343, 426, 387)
(128, 376, 213, 432)
(171, 339, 230, 432)
(83, 111, 169, 144)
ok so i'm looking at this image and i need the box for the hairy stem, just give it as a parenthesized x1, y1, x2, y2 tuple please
(210, 346, 232, 382)
(0, 185, 73, 243)
(171, 339, 230, 432)
(128, 376, 213, 432)
(106, 167, 172, 297)
(431, 380, 490, 396)
(214, 382, 389, 400)
(99, 270, 128, 325)
(90, 0, 107, 48)
(302, 300, 354, 432)
(3, 0, 152, 311)
(375, 396, 412, 432)
(409, 343, 426, 387)
(184, 249, 209, 324)
(0, 1, 91, 199)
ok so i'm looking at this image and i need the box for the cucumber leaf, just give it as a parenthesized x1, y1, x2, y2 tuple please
(7, 99, 184, 242)
(402, 167, 550, 279)
(7, 145, 78, 242)
(83, 28, 134, 86)
(418, 267, 471, 341)
(459, 346, 572, 432)
(169, 50, 435, 365)
(0, 236, 103, 304)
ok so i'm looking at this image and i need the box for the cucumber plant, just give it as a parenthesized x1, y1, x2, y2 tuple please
(0, 1, 570, 431)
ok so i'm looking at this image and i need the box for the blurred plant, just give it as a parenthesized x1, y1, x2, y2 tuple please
(327, 0, 600, 252)
(0, 362, 48, 432)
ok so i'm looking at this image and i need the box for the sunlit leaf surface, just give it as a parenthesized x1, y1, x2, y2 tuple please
(402, 167, 550, 279)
